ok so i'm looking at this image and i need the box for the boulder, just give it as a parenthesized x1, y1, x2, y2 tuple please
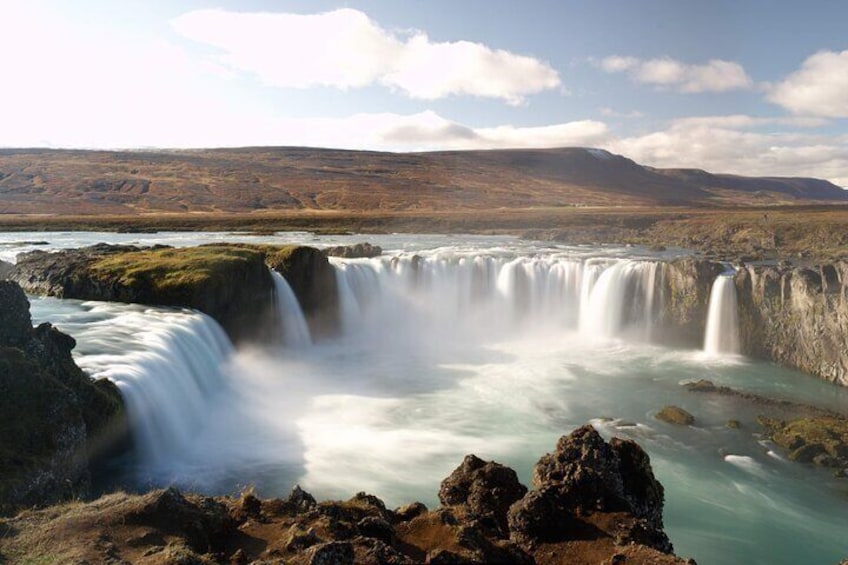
(438, 454, 527, 533)
(509, 424, 671, 553)
(655, 406, 696, 426)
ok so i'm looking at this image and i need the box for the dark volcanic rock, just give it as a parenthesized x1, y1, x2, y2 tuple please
(1, 426, 687, 564)
(438, 454, 527, 534)
(510, 424, 671, 553)
(269, 246, 339, 338)
(0, 281, 126, 514)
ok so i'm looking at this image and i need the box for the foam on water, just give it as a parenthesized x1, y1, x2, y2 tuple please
(23, 235, 848, 565)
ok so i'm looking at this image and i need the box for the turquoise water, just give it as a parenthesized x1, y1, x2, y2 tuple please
(19, 231, 848, 565)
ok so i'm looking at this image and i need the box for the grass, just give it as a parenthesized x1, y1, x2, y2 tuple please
(89, 245, 266, 295)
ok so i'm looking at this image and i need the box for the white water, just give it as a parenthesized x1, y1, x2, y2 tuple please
(704, 275, 741, 356)
(271, 270, 312, 348)
(18, 233, 848, 565)
(29, 298, 233, 472)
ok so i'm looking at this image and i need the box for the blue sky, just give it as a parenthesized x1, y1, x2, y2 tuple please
(1, 0, 846, 185)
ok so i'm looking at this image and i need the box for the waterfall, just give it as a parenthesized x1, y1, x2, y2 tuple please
(704, 274, 741, 355)
(88, 311, 234, 467)
(271, 270, 312, 348)
(332, 254, 662, 342)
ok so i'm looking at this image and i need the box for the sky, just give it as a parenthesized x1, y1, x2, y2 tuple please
(1, 0, 847, 185)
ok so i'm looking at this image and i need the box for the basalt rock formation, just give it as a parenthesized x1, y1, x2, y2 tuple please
(658, 258, 848, 387)
(0, 281, 126, 515)
(735, 262, 848, 386)
(0, 425, 690, 564)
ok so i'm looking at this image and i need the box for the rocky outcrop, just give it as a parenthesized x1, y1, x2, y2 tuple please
(268, 246, 340, 338)
(10, 244, 278, 344)
(323, 242, 382, 258)
(658, 258, 848, 386)
(735, 262, 848, 386)
(0, 281, 126, 514)
(510, 425, 671, 554)
(657, 258, 725, 347)
(0, 425, 690, 564)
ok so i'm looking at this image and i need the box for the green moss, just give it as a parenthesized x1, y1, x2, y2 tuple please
(90, 245, 266, 297)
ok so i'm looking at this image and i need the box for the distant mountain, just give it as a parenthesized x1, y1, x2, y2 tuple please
(0, 146, 844, 215)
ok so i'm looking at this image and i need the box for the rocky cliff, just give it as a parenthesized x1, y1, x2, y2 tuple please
(735, 262, 848, 386)
(659, 258, 848, 387)
(10, 244, 279, 344)
(9, 243, 343, 345)
(0, 425, 691, 564)
(0, 281, 126, 514)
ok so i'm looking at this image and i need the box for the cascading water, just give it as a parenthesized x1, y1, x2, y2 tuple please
(332, 253, 661, 343)
(271, 270, 312, 348)
(21, 233, 848, 565)
(704, 273, 741, 355)
(34, 301, 236, 469)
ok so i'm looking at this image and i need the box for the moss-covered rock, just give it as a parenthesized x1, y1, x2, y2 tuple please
(11, 244, 278, 344)
(0, 281, 126, 514)
(758, 415, 848, 471)
(654, 406, 695, 426)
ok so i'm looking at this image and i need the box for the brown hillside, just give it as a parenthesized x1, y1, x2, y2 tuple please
(0, 146, 844, 216)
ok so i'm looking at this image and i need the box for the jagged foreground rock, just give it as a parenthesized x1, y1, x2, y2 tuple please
(0, 281, 126, 514)
(0, 425, 693, 564)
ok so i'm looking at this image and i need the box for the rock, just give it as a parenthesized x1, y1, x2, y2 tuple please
(0, 259, 15, 280)
(9, 244, 277, 344)
(655, 406, 695, 426)
(0, 280, 33, 345)
(726, 419, 741, 429)
(124, 488, 234, 553)
(438, 454, 527, 533)
(287, 484, 317, 512)
(0, 281, 126, 514)
(734, 262, 848, 386)
(285, 524, 320, 551)
(759, 416, 848, 471)
(268, 246, 339, 338)
(323, 242, 382, 258)
(510, 425, 671, 553)
(307, 541, 354, 565)
(356, 516, 395, 544)
(394, 502, 428, 522)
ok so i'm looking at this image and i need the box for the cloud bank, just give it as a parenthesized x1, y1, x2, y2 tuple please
(600, 55, 753, 93)
(170, 8, 561, 105)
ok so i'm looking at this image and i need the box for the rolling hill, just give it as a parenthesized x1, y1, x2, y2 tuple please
(0, 146, 844, 216)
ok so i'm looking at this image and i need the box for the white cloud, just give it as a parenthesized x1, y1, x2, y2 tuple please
(170, 8, 560, 105)
(603, 115, 848, 187)
(599, 107, 645, 119)
(599, 56, 753, 93)
(268, 111, 610, 152)
(769, 49, 848, 117)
